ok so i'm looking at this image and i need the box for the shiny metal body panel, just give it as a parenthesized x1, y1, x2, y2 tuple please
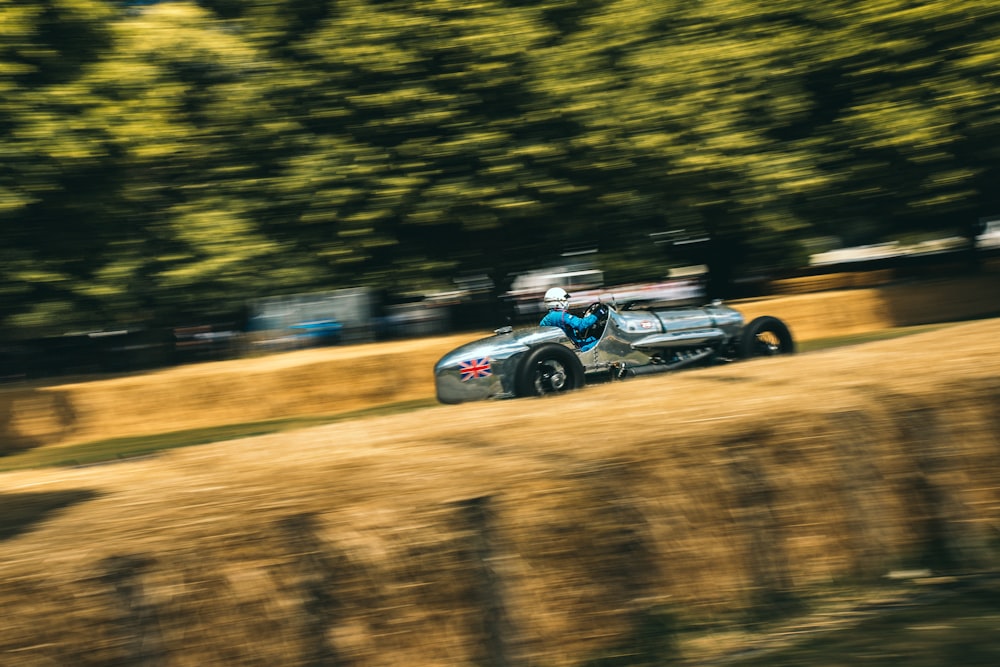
(585, 303, 745, 371)
(435, 327, 573, 403)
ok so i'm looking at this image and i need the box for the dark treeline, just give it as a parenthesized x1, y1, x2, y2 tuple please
(1, 0, 998, 338)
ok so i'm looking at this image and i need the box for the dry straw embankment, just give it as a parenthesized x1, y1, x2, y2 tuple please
(0, 273, 999, 665)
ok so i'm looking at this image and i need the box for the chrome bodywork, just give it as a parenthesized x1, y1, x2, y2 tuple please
(585, 304, 743, 371)
(434, 300, 778, 404)
(435, 327, 574, 403)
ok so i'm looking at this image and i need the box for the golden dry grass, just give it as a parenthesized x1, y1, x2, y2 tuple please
(2, 315, 1000, 666)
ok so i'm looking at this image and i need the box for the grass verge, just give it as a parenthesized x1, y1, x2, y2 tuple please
(0, 398, 438, 472)
(795, 322, 954, 353)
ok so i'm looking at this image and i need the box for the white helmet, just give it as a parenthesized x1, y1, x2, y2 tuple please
(543, 287, 570, 310)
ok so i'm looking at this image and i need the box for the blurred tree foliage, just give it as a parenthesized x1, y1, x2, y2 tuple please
(1, 0, 997, 335)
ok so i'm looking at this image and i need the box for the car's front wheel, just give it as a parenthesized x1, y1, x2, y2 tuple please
(515, 343, 585, 397)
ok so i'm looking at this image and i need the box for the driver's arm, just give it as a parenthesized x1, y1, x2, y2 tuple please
(563, 311, 598, 334)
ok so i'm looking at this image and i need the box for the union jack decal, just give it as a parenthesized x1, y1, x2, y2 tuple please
(458, 357, 492, 381)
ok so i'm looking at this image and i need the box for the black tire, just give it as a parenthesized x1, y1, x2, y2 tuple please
(739, 316, 795, 358)
(515, 343, 586, 397)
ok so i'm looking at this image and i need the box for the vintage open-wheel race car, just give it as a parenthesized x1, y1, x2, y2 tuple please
(434, 298, 794, 404)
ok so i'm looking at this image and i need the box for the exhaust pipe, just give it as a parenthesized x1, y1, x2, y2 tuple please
(620, 347, 715, 378)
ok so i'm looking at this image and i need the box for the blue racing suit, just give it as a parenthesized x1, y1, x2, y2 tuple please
(539, 308, 600, 351)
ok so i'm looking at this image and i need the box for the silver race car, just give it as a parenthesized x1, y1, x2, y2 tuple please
(434, 299, 794, 403)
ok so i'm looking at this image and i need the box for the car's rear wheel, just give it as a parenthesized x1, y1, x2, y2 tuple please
(739, 316, 795, 358)
(515, 343, 585, 397)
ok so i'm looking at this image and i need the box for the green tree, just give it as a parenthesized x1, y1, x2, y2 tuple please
(79, 2, 323, 324)
(528, 0, 830, 294)
(252, 0, 595, 296)
(800, 0, 1000, 245)
(0, 0, 116, 332)
(3, 0, 999, 336)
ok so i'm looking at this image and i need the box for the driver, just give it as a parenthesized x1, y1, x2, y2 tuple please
(539, 287, 602, 351)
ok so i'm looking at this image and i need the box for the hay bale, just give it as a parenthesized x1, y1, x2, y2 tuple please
(1, 333, 483, 449)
